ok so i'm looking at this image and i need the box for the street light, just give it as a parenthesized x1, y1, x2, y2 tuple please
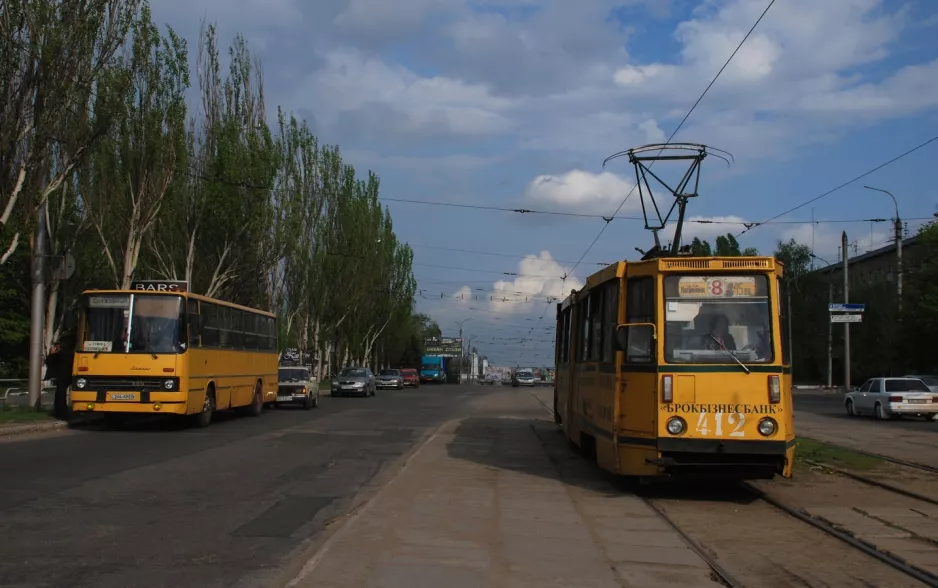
(454, 318, 473, 383)
(863, 185, 902, 312)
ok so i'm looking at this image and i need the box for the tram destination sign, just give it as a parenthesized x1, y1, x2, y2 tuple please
(425, 337, 462, 357)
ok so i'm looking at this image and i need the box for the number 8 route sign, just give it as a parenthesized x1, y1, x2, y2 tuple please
(677, 276, 758, 298)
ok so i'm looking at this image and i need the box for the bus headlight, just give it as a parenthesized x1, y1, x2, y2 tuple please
(76, 378, 87, 389)
(164, 379, 174, 390)
(666, 417, 686, 435)
(758, 417, 777, 436)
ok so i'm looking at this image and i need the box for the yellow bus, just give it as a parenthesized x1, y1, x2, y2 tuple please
(70, 280, 279, 427)
(553, 256, 795, 480)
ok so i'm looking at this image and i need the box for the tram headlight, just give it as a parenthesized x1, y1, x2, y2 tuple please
(666, 416, 686, 435)
(757, 417, 777, 436)
(76, 378, 87, 389)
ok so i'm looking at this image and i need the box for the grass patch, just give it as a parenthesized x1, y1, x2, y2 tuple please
(0, 405, 56, 424)
(795, 437, 884, 471)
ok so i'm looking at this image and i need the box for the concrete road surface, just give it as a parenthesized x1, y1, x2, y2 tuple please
(0, 386, 477, 588)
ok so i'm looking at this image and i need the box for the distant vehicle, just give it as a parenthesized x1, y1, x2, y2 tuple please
(844, 377, 938, 420)
(376, 369, 404, 390)
(400, 368, 420, 388)
(512, 370, 536, 387)
(902, 375, 938, 393)
(420, 356, 446, 384)
(275, 366, 318, 409)
(331, 367, 376, 397)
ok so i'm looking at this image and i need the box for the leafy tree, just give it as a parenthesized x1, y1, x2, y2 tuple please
(688, 234, 757, 256)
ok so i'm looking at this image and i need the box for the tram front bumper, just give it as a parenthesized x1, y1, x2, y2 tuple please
(646, 437, 794, 478)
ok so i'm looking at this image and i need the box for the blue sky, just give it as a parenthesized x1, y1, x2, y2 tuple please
(154, 0, 938, 366)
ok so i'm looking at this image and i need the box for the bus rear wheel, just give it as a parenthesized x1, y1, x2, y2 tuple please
(247, 382, 264, 417)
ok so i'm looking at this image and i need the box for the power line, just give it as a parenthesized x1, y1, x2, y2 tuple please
(518, 0, 776, 363)
(388, 197, 933, 227)
(408, 243, 609, 266)
(412, 261, 570, 279)
(738, 133, 938, 237)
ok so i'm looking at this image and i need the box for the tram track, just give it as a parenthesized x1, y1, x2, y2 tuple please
(812, 442, 938, 476)
(533, 390, 935, 586)
(741, 482, 938, 587)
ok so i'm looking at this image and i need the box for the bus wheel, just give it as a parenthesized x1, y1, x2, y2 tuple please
(193, 390, 214, 428)
(247, 382, 264, 417)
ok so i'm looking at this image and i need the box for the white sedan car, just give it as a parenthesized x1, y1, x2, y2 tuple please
(844, 377, 938, 420)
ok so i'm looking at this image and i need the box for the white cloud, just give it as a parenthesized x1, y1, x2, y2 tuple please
(299, 50, 514, 138)
(524, 170, 638, 214)
(334, 0, 447, 32)
(452, 251, 585, 316)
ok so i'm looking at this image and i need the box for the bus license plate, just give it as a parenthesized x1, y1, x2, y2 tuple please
(109, 392, 137, 401)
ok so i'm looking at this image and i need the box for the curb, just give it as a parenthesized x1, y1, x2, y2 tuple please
(0, 419, 69, 438)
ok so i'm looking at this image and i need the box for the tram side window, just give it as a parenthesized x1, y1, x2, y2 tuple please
(779, 277, 790, 365)
(625, 277, 655, 363)
(601, 281, 619, 363)
(576, 296, 591, 362)
(589, 289, 604, 361)
(558, 308, 571, 363)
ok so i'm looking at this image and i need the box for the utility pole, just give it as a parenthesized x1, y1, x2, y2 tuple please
(827, 281, 833, 389)
(455, 318, 473, 384)
(28, 201, 48, 410)
(842, 231, 850, 392)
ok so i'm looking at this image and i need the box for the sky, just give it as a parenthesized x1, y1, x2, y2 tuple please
(153, 0, 938, 367)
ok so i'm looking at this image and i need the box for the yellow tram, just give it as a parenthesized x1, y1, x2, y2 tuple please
(553, 256, 795, 480)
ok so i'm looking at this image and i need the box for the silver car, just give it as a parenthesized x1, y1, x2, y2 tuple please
(844, 377, 938, 420)
(275, 366, 319, 409)
(512, 370, 536, 387)
(376, 369, 404, 390)
(331, 367, 376, 397)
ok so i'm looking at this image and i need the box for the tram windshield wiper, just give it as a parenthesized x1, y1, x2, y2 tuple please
(708, 334, 750, 374)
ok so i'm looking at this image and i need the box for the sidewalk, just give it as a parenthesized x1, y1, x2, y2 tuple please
(288, 389, 720, 588)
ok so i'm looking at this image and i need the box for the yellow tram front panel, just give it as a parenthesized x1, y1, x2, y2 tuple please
(554, 256, 796, 480)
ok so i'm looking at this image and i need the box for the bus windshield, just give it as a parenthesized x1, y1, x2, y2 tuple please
(81, 293, 186, 354)
(663, 275, 773, 363)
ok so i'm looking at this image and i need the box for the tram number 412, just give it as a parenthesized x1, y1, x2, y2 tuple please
(695, 412, 746, 437)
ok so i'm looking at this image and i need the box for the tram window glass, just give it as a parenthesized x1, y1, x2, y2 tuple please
(589, 288, 604, 361)
(558, 307, 571, 363)
(576, 296, 590, 362)
(625, 277, 654, 363)
(779, 277, 790, 365)
(602, 281, 619, 363)
(663, 274, 773, 363)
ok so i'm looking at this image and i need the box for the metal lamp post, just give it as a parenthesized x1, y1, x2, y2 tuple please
(863, 185, 902, 313)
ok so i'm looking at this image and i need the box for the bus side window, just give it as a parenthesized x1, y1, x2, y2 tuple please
(187, 299, 200, 348)
(625, 277, 655, 363)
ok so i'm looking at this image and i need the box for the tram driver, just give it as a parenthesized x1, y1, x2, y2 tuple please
(701, 313, 736, 351)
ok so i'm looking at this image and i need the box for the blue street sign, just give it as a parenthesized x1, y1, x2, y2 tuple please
(828, 303, 865, 312)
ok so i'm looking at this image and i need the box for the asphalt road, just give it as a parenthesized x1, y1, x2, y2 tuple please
(0, 383, 475, 588)
(794, 390, 938, 433)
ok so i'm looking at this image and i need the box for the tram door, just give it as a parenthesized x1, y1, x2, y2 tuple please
(620, 274, 657, 440)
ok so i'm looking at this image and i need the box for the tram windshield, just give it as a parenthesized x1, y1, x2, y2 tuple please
(663, 275, 773, 363)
